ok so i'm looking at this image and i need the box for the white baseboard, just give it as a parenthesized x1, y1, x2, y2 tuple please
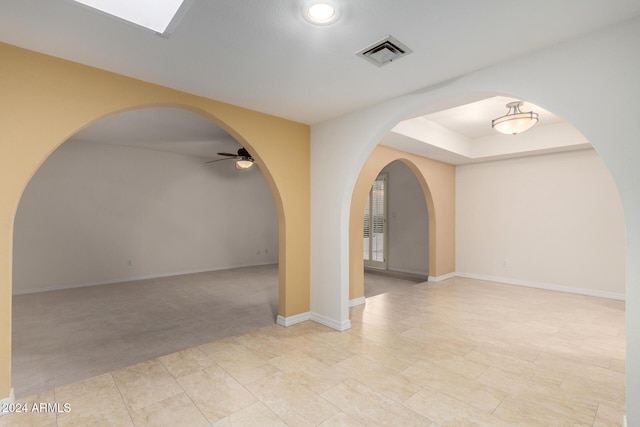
(428, 272, 456, 282)
(310, 312, 352, 331)
(456, 272, 625, 301)
(0, 388, 15, 416)
(13, 262, 278, 295)
(349, 297, 366, 307)
(387, 267, 428, 277)
(276, 312, 311, 327)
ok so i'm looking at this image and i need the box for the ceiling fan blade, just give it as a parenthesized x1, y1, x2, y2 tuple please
(217, 152, 240, 157)
(205, 158, 234, 164)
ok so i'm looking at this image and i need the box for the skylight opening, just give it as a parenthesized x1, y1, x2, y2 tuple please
(73, 0, 186, 34)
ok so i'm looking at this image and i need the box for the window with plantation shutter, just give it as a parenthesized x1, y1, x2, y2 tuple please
(364, 174, 387, 269)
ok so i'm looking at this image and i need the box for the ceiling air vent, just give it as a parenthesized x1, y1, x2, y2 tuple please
(356, 35, 413, 67)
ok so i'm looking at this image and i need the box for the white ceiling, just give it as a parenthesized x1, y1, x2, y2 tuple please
(2, 0, 640, 125)
(3, 1, 637, 165)
(69, 97, 587, 166)
(380, 96, 593, 165)
(71, 107, 241, 160)
(417, 97, 561, 140)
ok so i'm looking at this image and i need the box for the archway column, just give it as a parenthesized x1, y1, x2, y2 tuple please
(0, 42, 310, 400)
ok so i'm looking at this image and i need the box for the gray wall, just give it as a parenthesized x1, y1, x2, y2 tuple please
(381, 160, 429, 276)
(13, 139, 278, 293)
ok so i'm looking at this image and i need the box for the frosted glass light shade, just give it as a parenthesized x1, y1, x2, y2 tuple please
(492, 102, 539, 135)
(235, 159, 254, 170)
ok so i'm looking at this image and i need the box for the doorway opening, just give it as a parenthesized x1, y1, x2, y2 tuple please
(350, 150, 436, 304)
(363, 162, 430, 297)
(11, 107, 280, 397)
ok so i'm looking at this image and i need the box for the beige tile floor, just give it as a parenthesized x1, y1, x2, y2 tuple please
(1, 277, 625, 426)
(12, 266, 417, 398)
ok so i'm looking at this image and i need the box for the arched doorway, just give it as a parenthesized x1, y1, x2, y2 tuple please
(0, 43, 310, 401)
(11, 107, 285, 396)
(312, 79, 633, 418)
(362, 160, 430, 297)
(349, 146, 455, 305)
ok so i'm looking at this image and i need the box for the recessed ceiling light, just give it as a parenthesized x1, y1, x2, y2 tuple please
(72, 0, 187, 34)
(304, 2, 338, 25)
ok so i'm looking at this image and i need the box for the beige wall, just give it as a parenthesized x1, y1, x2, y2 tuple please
(349, 145, 455, 300)
(456, 149, 625, 297)
(0, 43, 310, 397)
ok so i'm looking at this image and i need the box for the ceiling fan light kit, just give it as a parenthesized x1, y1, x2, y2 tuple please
(206, 147, 254, 170)
(235, 159, 254, 170)
(492, 101, 539, 135)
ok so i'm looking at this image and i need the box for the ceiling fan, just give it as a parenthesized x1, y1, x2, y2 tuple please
(206, 147, 255, 170)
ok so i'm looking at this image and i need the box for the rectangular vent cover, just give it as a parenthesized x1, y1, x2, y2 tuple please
(357, 35, 413, 67)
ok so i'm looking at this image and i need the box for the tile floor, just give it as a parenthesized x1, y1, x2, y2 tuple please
(1, 276, 625, 426)
(12, 265, 417, 398)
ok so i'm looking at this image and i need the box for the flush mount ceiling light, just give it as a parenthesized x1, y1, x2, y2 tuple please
(303, 2, 339, 25)
(492, 101, 539, 135)
(72, 0, 189, 34)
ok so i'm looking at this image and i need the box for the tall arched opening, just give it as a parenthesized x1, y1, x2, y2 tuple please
(349, 146, 455, 305)
(310, 19, 637, 422)
(11, 106, 288, 395)
(0, 43, 310, 400)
